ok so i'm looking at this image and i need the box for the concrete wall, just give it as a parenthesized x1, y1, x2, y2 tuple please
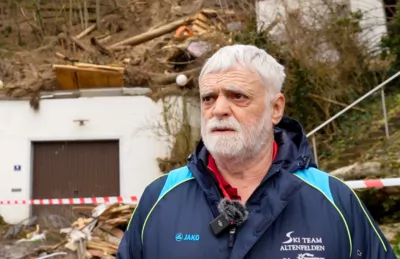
(0, 94, 200, 224)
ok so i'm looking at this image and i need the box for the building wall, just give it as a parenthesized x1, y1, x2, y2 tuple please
(349, 0, 388, 52)
(0, 95, 200, 224)
(256, 0, 387, 52)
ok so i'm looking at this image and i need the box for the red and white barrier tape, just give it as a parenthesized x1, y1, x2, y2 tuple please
(0, 178, 399, 205)
(345, 178, 400, 189)
(0, 196, 137, 205)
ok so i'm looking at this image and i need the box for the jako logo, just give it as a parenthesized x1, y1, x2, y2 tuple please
(175, 233, 200, 242)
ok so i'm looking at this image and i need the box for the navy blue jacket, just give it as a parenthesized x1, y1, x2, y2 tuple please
(117, 116, 395, 259)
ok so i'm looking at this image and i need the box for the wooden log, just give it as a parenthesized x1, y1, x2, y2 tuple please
(98, 35, 111, 44)
(76, 24, 97, 39)
(330, 162, 382, 180)
(90, 37, 114, 57)
(200, 8, 236, 15)
(109, 16, 195, 50)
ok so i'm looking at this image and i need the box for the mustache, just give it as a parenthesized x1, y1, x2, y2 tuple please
(205, 117, 242, 132)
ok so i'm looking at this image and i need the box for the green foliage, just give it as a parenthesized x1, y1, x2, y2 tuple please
(391, 232, 400, 257)
(357, 188, 400, 224)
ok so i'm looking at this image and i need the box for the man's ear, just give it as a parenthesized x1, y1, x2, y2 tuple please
(271, 93, 285, 125)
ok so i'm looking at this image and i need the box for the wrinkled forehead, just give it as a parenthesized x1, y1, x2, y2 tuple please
(199, 67, 264, 94)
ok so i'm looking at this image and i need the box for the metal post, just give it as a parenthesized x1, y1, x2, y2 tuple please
(381, 87, 390, 139)
(312, 135, 318, 167)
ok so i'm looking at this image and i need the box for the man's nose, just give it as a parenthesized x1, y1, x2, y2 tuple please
(212, 96, 231, 118)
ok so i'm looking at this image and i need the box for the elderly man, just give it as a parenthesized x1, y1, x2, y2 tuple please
(117, 44, 396, 259)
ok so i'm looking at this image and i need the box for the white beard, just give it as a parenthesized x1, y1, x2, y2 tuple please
(201, 113, 272, 159)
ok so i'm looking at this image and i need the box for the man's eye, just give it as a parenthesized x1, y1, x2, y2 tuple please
(202, 96, 214, 102)
(233, 93, 245, 99)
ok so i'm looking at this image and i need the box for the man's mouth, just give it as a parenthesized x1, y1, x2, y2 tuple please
(211, 128, 236, 133)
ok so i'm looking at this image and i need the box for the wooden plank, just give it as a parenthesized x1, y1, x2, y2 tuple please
(193, 20, 210, 31)
(53, 64, 124, 72)
(195, 12, 210, 24)
(76, 69, 124, 89)
(73, 63, 124, 72)
(53, 65, 124, 90)
(54, 67, 79, 90)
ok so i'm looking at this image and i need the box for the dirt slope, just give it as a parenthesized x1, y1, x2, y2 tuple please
(0, 0, 230, 98)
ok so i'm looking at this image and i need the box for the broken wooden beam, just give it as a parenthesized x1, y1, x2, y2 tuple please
(109, 16, 195, 50)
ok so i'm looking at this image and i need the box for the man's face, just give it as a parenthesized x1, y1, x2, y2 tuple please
(199, 67, 279, 158)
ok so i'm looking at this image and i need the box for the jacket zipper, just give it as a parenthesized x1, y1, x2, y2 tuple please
(199, 162, 238, 248)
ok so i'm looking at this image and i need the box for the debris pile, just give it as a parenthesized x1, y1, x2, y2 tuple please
(52, 9, 244, 92)
(60, 203, 135, 258)
(0, 203, 135, 258)
(1, 7, 246, 102)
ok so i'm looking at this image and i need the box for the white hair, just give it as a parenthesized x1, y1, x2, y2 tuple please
(199, 44, 286, 93)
